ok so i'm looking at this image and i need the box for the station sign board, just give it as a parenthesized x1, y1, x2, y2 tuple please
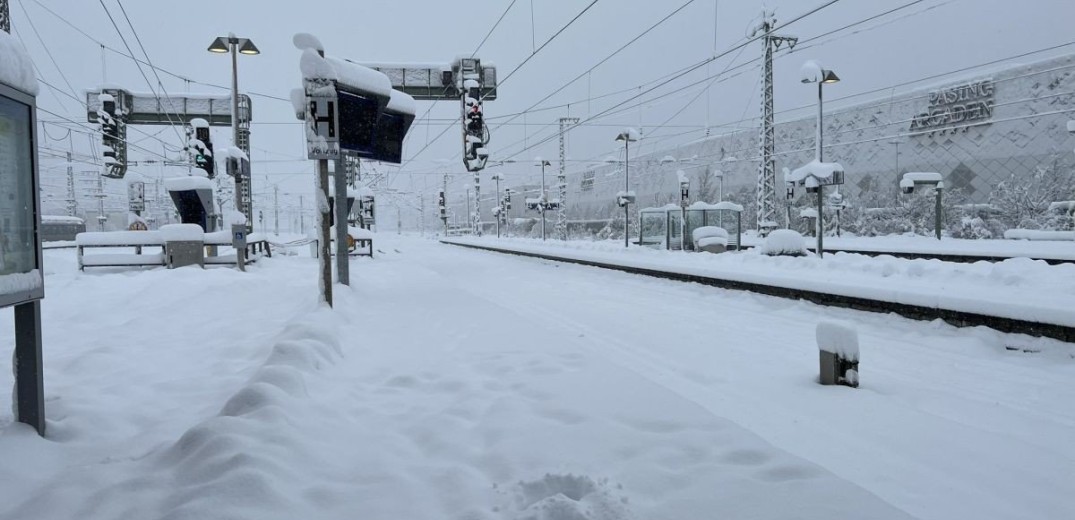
(0, 83, 44, 308)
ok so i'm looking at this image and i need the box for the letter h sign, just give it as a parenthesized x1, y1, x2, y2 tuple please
(305, 93, 340, 160)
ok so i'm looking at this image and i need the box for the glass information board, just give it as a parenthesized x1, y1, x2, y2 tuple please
(0, 94, 37, 278)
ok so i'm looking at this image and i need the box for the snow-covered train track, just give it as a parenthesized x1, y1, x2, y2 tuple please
(442, 240, 1075, 343)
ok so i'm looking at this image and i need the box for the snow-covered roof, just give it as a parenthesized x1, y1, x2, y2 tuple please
(224, 146, 248, 161)
(1048, 201, 1075, 213)
(190, 118, 210, 129)
(0, 31, 39, 95)
(787, 160, 844, 185)
(688, 201, 743, 212)
(1067, 120, 1075, 133)
(640, 204, 681, 213)
(42, 215, 85, 224)
(386, 88, 416, 116)
(902, 172, 943, 184)
(326, 57, 392, 98)
(164, 176, 214, 192)
(361, 61, 451, 71)
(800, 208, 819, 218)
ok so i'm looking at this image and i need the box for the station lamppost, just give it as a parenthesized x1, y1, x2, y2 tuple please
(535, 157, 551, 240)
(491, 172, 504, 238)
(208, 34, 259, 229)
(801, 60, 840, 257)
(615, 129, 638, 248)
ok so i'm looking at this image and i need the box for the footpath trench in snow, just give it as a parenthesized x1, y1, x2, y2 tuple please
(1, 236, 1072, 519)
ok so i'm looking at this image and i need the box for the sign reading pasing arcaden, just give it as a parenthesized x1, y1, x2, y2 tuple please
(909, 79, 995, 133)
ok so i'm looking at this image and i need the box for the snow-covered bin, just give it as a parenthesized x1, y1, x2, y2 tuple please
(816, 321, 860, 388)
(160, 224, 205, 269)
(759, 229, 807, 257)
(692, 226, 729, 253)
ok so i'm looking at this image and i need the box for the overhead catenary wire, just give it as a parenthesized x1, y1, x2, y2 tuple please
(97, 0, 186, 144)
(396, 0, 602, 174)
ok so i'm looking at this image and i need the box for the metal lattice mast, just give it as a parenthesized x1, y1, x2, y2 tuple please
(473, 170, 481, 236)
(66, 151, 78, 217)
(753, 12, 796, 234)
(235, 94, 253, 231)
(557, 117, 578, 240)
(0, 0, 9, 33)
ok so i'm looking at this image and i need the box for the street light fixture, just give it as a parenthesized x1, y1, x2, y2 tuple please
(615, 129, 639, 248)
(208, 34, 259, 230)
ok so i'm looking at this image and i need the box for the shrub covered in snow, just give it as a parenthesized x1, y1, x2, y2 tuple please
(759, 229, 807, 256)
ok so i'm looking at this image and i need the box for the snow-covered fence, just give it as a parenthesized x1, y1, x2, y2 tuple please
(816, 321, 859, 388)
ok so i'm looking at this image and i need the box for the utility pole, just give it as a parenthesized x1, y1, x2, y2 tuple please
(273, 184, 279, 236)
(441, 174, 450, 235)
(557, 117, 578, 240)
(95, 173, 106, 231)
(298, 195, 305, 232)
(751, 10, 796, 235)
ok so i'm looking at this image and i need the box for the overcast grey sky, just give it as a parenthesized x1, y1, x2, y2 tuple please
(12, 0, 1075, 205)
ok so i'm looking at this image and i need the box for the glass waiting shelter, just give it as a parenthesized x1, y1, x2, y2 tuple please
(632, 200, 743, 251)
(638, 204, 683, 249)
(638, 202, 743, 251)
(684, 201, 743, 251)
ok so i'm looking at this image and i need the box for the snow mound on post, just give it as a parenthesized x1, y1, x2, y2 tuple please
(816, 321, 860, 361)
(159, 224, 205, 242)
(788, 160, 844, 185)
(299, 48, 337, 81)
(800, 60, 824, 83)
(0, 31, 39, 95)
(292, 33, 324, 53)
(900, 172, 943, 191)
(759, 229, 807, 256)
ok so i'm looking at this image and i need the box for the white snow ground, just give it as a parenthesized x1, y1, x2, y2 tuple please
(1, 236, 1073, 519)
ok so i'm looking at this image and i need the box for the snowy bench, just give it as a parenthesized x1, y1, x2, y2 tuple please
(692, 226, 729, 253)
(77, 229, 273, 270)
(76, 231, 166, 270)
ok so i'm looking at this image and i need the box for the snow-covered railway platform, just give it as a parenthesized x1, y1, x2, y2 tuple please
(1, 238, 1071, 520)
